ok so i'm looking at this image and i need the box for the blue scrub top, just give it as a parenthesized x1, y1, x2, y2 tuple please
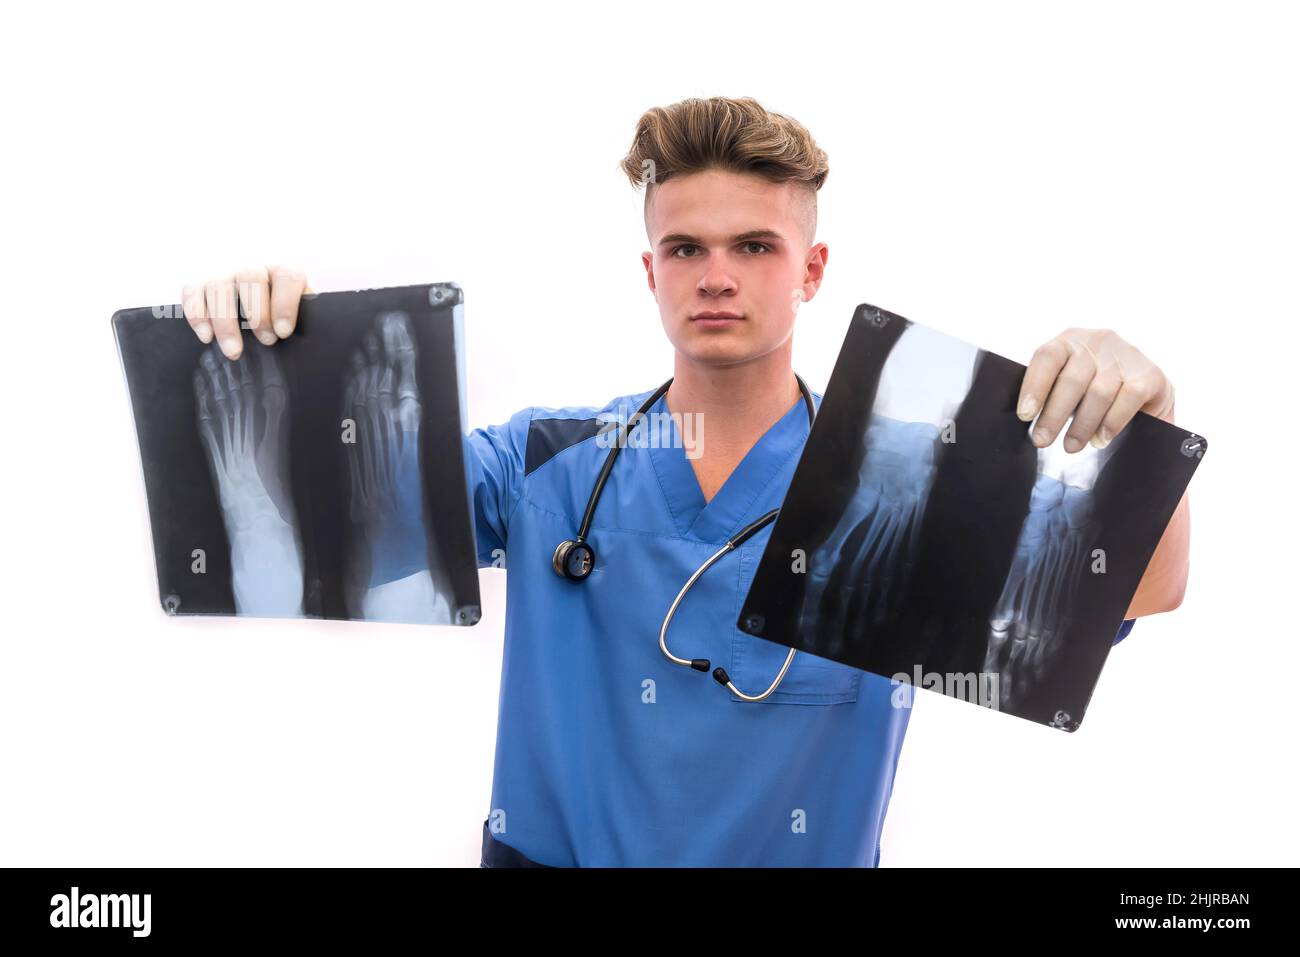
(464, 386, 1135, 866)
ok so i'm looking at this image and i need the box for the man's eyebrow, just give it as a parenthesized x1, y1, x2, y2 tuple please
(656, 228, 786, 247)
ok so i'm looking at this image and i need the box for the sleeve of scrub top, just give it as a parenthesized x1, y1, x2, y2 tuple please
(1113, 618, 1136, 645)
(464, 406, 534, 569)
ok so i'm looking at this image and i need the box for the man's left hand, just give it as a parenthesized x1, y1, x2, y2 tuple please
(1017, 327, 1176, 452)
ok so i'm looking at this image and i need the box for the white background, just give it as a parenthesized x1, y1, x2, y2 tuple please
(2, 0, 1295, 866)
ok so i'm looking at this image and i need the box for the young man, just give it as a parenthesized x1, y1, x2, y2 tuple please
(181, 96, 1190, 866)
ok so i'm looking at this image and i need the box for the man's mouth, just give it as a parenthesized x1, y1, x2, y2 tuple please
(690, 311, 743, 324)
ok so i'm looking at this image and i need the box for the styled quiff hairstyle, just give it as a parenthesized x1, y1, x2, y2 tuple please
(618, 96, 829, 246)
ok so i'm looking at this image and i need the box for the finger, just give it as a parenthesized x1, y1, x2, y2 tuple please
(205, 277, 243, 359)
(1159, 383, 1176, 422)
(1017, 337, 1070, 422)
(1030, 346, 1097, 448)
(1063, 372, 1122, 453)
(234, 265, 277, 346)
(1095, 375, 1164, 449)
(266, 264, 308, 339)
(182, 282, 213, 344)
(1145, 376, 1176, 422)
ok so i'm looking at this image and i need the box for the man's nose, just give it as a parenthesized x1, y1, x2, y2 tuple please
(697, 266, 738, 296)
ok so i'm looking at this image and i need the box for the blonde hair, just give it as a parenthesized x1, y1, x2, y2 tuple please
(619, 96, 828, 245)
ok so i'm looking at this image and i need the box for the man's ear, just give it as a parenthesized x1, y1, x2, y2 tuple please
(642, 251, 657, 300)
(802, 242, 828, 298)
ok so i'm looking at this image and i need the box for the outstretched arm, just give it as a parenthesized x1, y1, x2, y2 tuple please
(1016, 327, 1189, 618)
(1125, 487, 1189, 617)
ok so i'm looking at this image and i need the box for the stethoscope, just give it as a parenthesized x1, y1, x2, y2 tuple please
(552, 374, 817, 702)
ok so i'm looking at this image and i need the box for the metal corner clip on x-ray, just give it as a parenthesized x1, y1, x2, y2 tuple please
(552, 374, 817, 702)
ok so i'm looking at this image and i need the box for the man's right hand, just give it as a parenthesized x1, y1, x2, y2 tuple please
(181, 265, 312, 359)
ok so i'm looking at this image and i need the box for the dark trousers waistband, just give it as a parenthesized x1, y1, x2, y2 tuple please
(481, 819, 552, 868)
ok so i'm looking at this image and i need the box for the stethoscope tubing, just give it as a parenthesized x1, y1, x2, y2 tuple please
(559, 374, 817, 701)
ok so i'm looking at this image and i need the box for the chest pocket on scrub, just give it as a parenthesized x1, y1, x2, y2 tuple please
(729, 544, 862, 705)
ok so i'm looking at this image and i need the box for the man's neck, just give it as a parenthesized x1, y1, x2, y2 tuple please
(663, 347, 803, 502)
(665, 350, 800, 420)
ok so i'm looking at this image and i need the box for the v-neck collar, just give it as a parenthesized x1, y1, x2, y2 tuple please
(646, 391, 814, 543)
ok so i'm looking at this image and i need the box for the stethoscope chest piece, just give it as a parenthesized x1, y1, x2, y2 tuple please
(551, 378, 675, 585)
(552, 539, 595, 581)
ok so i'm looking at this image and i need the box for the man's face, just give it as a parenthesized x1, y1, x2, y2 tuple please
(641, 168, 828, 368)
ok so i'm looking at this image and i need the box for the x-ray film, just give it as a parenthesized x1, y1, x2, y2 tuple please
(113, 282, 481, 626)
(738, 304, 1206, 731)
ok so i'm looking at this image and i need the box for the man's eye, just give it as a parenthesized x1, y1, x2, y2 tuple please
(671, 242, 770, 258)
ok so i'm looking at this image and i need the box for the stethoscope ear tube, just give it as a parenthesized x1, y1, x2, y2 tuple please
(728, 507, 781, 549)
(658, 507, 797, 702)
(659, 375, 817, 701)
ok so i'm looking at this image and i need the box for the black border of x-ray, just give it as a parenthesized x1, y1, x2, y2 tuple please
(737, 303, 1207, 729)
(111, 282, 482, 626)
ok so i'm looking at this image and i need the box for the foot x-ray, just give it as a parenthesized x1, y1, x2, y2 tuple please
(114, 283, 481, 626)
(738, 304, 1206, 731)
